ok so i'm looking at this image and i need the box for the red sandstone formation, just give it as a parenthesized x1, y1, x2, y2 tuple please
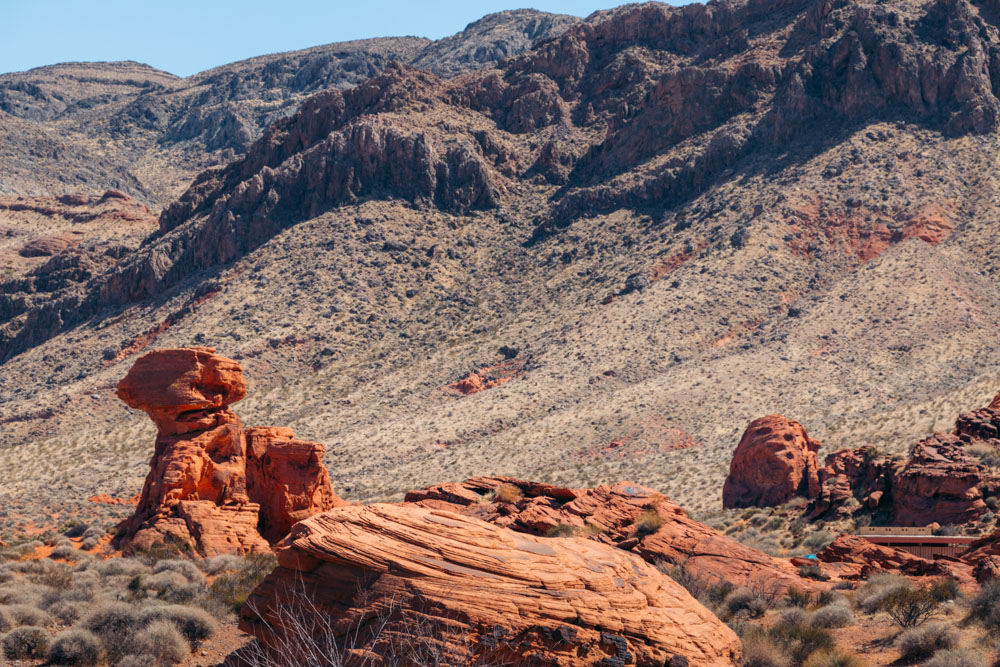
(816, 535, 974, 585)
(115, 347, 342, 556)
(245, 426, 347, 543)
(955, 391, 1000, 443)
(891, 433, 990, 527)
(239, 503, 741, 666)
(809, 446, 891, 520)
(722, 415, 821, 509)
(408, 476, 817, 592)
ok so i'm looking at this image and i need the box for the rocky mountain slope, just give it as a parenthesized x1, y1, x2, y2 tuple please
(0, 10, 578, 205)
(4, 0, 1000, 534)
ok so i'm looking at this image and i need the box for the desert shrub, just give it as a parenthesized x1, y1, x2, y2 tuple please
(768, 623, 835, 664)
(922, 648, 987, 667)
(63, 522, 89, 539)
(492, 484, 523, 504)
(79, 538, 98, 551)
(928, 577, 959, 602)
(47, 600, 83, 624)
(801, 649, 865, 667)
(778, 607, 811, 627)
(785, 586, 812, 608)
(798, 562, 830, 581)
(200, 554, 242, 575)
(881, 587, 938, 628)
(633, 510, 664, 536)
(735, 527, 781, 556)
(545, 524, 577, 537)
(47, 628, 102, 666)
(969, 579, 1000, 630)
(132, 621, 190, 664)
(725, 587, 771, 618)
(152, 559, 205, 584)
(5, 603, 51, 627)
(810, 605, 854, 629)
(895, 621, 958, 661)
(802, 530, 834, 552)
(740, 626, 791, 667)
(80, 602, 141, 661)
(142, 571, 202, 603)
(2, 625, 49, 659)
(856, 573, 911, 613)
(816, 590, 848, 607)
(140, 604, 217, 645)
(208, 553, 276, 615)
(96, 558, 149, 578)
(50, 544, 80, 561)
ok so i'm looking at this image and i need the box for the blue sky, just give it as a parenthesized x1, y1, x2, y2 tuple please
(0, 1, 648, 78)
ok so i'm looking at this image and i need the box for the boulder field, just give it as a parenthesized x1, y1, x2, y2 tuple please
(114, 347, 345, 556)
(722, 392, 1000, 528)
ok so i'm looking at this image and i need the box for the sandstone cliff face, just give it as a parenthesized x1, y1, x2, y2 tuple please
(115, 347, 342, 556)
(239, 503, 741, 666)
(809, 446, 892, 520)
(722, 415, 821, 508)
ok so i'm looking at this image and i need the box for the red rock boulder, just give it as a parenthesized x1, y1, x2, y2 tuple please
(722, 415, 822, 508)
(245, 426, 347, 543)
(809, 446, 891, 520)
(115, 347, 343, 556)
(238, 504, 741, 666)
(891, 433, 990, 527)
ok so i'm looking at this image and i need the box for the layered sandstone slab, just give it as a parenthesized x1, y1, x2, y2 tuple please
(722, 415, 821, 508)
(240, 503, 740, 666)
(408, 477, 815, 592)
(891, 433, 989, 527)
(817, 535, 974, 585)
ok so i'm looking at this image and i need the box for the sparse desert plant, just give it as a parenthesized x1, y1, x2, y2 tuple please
(969, 578, 1000, 631)
(492, 483, 523, 504)
(152, 559, 205, 584)
(47, 628, 103, 666)
(132, 621, 190, 664)
(801, 530, 834, 552)
(785, 586, 812, 608)
(740, 625, 791, 667)
(881, 587, 939, 628)
(2, 625, 49, 659)
(922, 648, 987, 667)
(768, 623, 835, 664)
(208, 553, 277, 614)
(810, 604, 853, 629)
(633, 510, 664, 536)
(140, 604, 217, 645)
(856, 573, 911, 613)
(895, 621, 958, 661)
(798, 562, 830, 581)
(2, 603, 51, 627)
(80, 602, 141, 661)
(724, 586, 773, 618)
(778, 607, 810, 627)
(545, 523, 577, 537)
(47, 600, 83, 624)
(117, 656, 156, 667)
(928, 577, 959, 602)
(801, 649, 865, 667)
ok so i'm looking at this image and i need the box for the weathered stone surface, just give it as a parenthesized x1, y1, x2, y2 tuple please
(809, 446, 891, 520)
(115, 347, 341, 555)
(245, 426, 346, 543)
(18, 235, 74, 257)
(817, 534, 974, 584)
(239, 503, 741, 666)
(892, 433, 990, 527)
(722, 415, 822, 508)
(408, 477, 816, 592)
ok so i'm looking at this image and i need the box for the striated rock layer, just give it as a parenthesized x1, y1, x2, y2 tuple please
(407, 476, 817, 592)
(239, 503, 741, 666)
(115, 347, 342, 556)
(722, 415, 821, 509)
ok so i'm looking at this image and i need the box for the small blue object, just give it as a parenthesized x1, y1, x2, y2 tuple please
(804, 554, 818, 560)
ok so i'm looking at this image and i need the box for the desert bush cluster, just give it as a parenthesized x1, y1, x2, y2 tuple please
(0, 530, 276, 666)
